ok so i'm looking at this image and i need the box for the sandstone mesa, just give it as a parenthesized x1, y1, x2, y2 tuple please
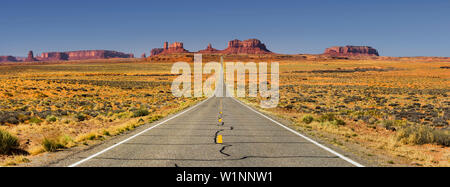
(1, 39, 385, 63)
(324, 46, 379, 57)
(150, 39, 273, 56)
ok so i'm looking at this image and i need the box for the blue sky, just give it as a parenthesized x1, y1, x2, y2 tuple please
(1, 0, 449, 57)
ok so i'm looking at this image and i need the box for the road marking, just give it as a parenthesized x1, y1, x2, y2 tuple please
(231, 97, 365, 167)
(217, 135, 223, 144)
(68, 96, 213, 167)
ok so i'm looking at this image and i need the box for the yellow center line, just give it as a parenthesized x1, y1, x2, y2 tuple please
(217, 135, 223, 144)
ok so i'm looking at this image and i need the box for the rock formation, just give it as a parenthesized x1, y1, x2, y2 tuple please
(198, 43, 220, 54)
(324, 46, 379, 56)
(150, 48, 165, 56)
(150, 42, 189, 56)
(168, 42, 189, 53)
(38, 50, 134, 61)
(150, 39, 273, 56)
(221, 39, 273, 54)
(0, 56, 19, 62)
(141, 53, 147, 58)
(39, 52, 68, 61)
(25, 50, 37, 61)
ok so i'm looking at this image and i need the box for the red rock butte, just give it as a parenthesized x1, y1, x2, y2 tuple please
(26, 50, 38, 62)
(324, 46, 379, 57)
(198, 43, 220, 54)
(150, 39, 273, 56)
(0, 56, 19, 62)
(36, 50, 134, 61)
(151, 42, 190, 56)
(1, 50, 134, 62)
(221, 39, 272, 54)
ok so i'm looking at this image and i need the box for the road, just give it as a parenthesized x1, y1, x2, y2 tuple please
(50, 94, 363, 167)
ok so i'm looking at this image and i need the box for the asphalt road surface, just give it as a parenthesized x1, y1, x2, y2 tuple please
(51, 94, 363, 167)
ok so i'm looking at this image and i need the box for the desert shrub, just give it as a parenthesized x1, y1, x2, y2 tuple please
(302, 115, 314, 124)
(37, 92, 48, 98)
(46, 115, 57, 122)
(148, 115, 163, 122)
(42, 138, 64, 152)
(332, 119, 346, 126)
(0, 129, 20, 154)
(132, 109, 149, 118)
(42, 135, 73, 152)
(75, 113, 86, 121)
(116, 112, 130, 119)
(381, 120, 395, 130)
(103, 130, 111, 136)
(368, 117, 378, 125)
(397, 125, 449, 146)
(29, 117, 43, 124)
(432, 129, 450, 146)
(76, 132, 102, 142)
(6, 116, 19, 124)
(317, 113, 345, 126)
(17, 114, 30, 123)
(380, 120, 406, 131)
(318, 113, 336, 122)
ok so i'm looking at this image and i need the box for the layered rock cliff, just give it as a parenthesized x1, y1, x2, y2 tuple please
(151, 42, 190, 56)
(324, 46, 379, 56)
(25, 51, 38, 61)
(38, 50, 134, 61)
(221, 39, 273, 54)
(197, 44, 220, 54)
(151, 39, 273, 56)
(0, 56, 19, 62)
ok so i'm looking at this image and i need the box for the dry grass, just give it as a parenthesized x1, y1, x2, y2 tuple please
(0, 129, 19, 154)
(239, 57, 450, 167)
(1, 55, 449, 166)
(0, 60, 203, 165)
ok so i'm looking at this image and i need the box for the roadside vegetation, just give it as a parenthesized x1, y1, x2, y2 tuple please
(0, 129, 19, 154)
(240, 57, 450, 167)
(1, 55, 449, 167)
(0, 60, 202, 166)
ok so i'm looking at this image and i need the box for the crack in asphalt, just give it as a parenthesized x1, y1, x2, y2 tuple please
(215, 97, 234, 157)
(219, 145, 232, 157)
(214, 129, 224, 144)
(214, 123, 234, 157)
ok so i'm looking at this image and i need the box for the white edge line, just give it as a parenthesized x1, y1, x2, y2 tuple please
(231, 97, 365, 167)
(68, 96, 213, 167)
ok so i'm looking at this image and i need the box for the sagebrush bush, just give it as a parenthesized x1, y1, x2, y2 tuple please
(381, 120, 395, 130)
(318, 113, 336, 122)
(332, 119, 346, 126)
(380, 120, 405, 131)
(46, 115, 57, 122)
(397, 125, 449, 146)
(132, 109, 149, 117)
(431, 129, 449, 146)
(302, 115, 314, 124)
(29, 117, 43, 124)
(317, 113, 345, 126)
(0, 129, 19, 154)
(75, 114, 86, 121)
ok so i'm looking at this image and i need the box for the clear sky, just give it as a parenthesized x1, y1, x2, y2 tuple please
(1, 0, 449, 57)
